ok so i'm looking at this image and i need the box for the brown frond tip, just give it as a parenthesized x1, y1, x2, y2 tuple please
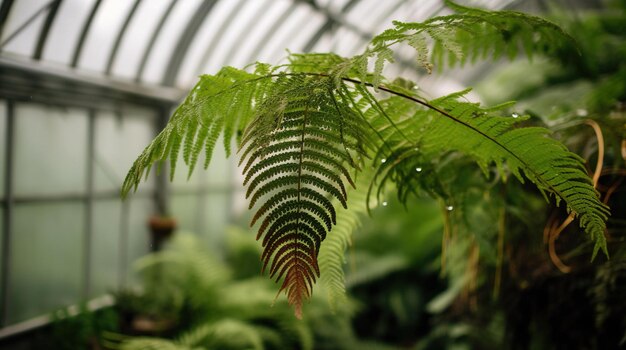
(278, 263, 319, 319)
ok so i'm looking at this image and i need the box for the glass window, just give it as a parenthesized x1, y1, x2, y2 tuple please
(94, 109, 156, 193)
(140, 0, 203, 85)
(126, 198, 154, 285)
(175, 0, 250, 87)
(43, 0, 97, 65)
(201, 0, 270, 73)
(262, 6, 325, 63)
(201, 193, 230, 251)
(0, 0, 48, 57)
(228, 0, 287, 70)
(0, 210, 3, 306)
(8, 203, 85, 324)
(90, 200, 122, 297)
(13, 104, 87, 197)
(193, 0, 247, 76)
(170, 137, 230, 191)
(170, 193, 202, 234)
(77, 0, 135, 73)
(110, 0, 173, 80)
(0, 100, 6, 199)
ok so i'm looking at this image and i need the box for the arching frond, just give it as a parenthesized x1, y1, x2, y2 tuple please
(366, 87, 610, 256)
(122, 2, 608, 318)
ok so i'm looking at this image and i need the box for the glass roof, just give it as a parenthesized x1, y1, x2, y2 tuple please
(0, 0, 521, 93)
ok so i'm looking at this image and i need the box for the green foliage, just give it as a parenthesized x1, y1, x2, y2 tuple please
(123, 2, 609, 316)
(111, 233, 350, 350)
(49, 304, 119, 350)
(318, 167, 376, 309)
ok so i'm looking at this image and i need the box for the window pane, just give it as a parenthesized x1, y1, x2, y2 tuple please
(14, 104, 87, 197)
(126, 198, 154, 285)
(170, 193, 202, 234)
(110, 0, 173, 80)
(8, 203, 85, 324)
(140, 0, 203, 84)
(170, 192, 230, 252)
(0, 100, 6, 199)
(170, 137, 231, 190)
(201, 193, 230, 251)
(77, 0, 135, 73)
(0, 0, 48, 57)
(90, 200, 121, 297)
(94, 109, 156, 193)
(0, 210, 3, 306)
(43, 0, 97, 65)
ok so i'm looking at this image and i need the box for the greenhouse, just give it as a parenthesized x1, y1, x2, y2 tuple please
(0, 0, 624, 349)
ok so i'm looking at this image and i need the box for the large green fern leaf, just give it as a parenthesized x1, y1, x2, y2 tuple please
(365, 87, 610, 256)
(239, 75, 371, 317)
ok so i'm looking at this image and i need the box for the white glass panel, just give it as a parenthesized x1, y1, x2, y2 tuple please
(0, 101, 6, 198)
(170, 194, 202, 234)
(176, 0, 253, 87)
(78, 0, 135, 73)
(318, 0, 350, 14)
(204, 0, 270, 71)
(43, 0, 97, 65)
(227, 0, 287, 70)
(194, 0, 246, 75)
(1, 0, 48, 56)
(263, 6, 325, 63)
(111, 0, 172, 80)
(140, 0, 203, 85)
(331, 29, 362, 57)
(214, 0, 272, 67)
(14, 104, 88, 196)
(8, 203, 84, 324)
(126, 198, 154, 284)
(0, 210, 3, 305)
(94, 108, 156, 193)
(90, 200, 121, 297)
(201, 193, 229, 251)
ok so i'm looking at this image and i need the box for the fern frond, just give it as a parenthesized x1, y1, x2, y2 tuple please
(343, 1, 576, 83)
(365, 87, 610, 256)
(318, 168, 375, 309)
(123, 4, 607, 318)
(240, 75, 371, 317)
(121, 65, 276, 195)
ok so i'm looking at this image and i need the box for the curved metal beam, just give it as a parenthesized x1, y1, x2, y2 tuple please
(33, 0, 62, 60)
(0, 0, 15, 41)
(221, 0, 279, 68)
(192, 0, 247, 76)
(162, 0, 219, 87)
(243, 1, 299, 65)
(105, 0, 142, 75)
(71, 0, 102, 68)
(134, 0, 177, 82)
(302, 0, 363, 53)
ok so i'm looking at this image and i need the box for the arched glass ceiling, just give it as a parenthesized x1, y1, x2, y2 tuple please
(0, 0, 523, 94)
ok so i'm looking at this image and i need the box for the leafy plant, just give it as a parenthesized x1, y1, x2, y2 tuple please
(122, 1, 610, 316)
